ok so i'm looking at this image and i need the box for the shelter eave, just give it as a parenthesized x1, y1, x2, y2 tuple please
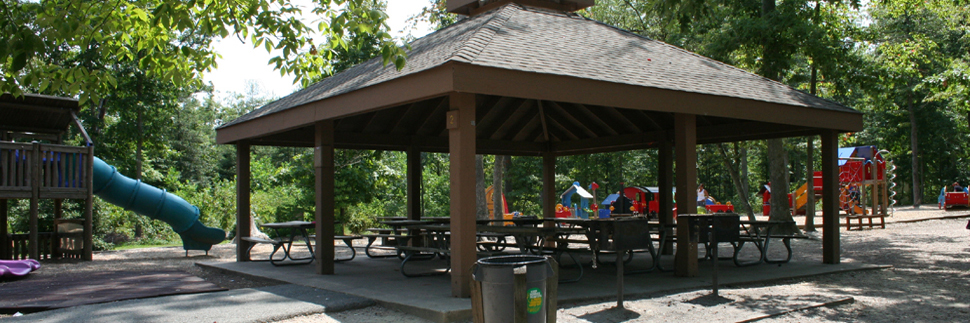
(452, 63, 864, 133)
(215, 64, 457, 145)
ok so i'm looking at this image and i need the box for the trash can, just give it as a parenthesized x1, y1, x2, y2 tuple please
(473, 255, 555, 323)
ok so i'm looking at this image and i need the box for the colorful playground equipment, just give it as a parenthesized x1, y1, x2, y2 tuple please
(484, 185, 509, 218)
(92, 157, 226, 254)
(939, 186, 970, 210)
(0, 259, 40, 278)
(557, 182, 594, 218)
(598, 186, 652, 217)
(762, 146, 896, 217)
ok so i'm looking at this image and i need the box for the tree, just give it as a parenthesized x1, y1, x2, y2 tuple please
(1, 0, 407, 105)
(408, 0, 462, 36)
(857, 0, 970, 206)
(475, 155, 487, 220)
(716, 143, 755, 220)
(492, 155, 506, 220)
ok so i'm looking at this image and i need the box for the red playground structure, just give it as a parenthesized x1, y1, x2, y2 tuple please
(762, 146, 896, 217)
(940, 185, 970, 210)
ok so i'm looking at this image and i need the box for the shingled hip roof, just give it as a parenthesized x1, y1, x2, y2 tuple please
(219, 3, 857, 131)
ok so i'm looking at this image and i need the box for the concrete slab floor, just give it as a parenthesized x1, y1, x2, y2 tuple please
(199, 246, 885, 323)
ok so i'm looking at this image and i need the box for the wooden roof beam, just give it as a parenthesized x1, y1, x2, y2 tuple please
(476, 96, 517, 137)
(512, 114, 543, 142)
(537, 100, 551, 142)
(545, 101, 598, 138)
(562, 102, 619, 136)
(552, 131, 663, 155)
(597, 106, 641, 134)
(541, 107, 580, 141)
(364, 105, 410, 134)
(390, 100, 437, 135)
(416, 98, 450, 136)
(492, 100, 538, 140)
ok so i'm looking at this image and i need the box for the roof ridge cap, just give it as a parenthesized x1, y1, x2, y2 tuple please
(450, 4, 518, 63)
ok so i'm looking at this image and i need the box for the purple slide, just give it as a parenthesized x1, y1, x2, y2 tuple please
(0, 259, 41, 278)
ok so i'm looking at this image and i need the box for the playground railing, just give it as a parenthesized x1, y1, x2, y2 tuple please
(0, 142, 92, 200)
(4, 232, 54, 260)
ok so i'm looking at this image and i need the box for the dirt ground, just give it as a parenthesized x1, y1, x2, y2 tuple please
(6, 206, 970, 322)
(279, 206, 970, 323)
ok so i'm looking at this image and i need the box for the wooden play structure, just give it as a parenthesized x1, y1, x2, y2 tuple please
(763, 146, 895, 230)
(0, 93, 94, 261)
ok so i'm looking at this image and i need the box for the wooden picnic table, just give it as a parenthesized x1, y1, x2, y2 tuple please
(733, 220, 805, 266)
(478, 217, 672, 268)
(243, 221, 362, 265)
(254, 221, 315, 266)
(554, 218, 674, 273)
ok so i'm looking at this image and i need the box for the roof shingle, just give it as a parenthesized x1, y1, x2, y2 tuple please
(220, 4, 855, 129)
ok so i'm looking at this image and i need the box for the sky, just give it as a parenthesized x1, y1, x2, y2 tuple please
(202, 1, 435, 100)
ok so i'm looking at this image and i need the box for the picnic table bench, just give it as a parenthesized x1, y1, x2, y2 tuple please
(242, 221, 366, 264)
(844, 214, 885, 230)
(361, 224, 417, 258)
(395, 224, 515, 277)
(727, 220, 809, 266)
(242, 221, 315, 266)
(307, 234, 364, 262)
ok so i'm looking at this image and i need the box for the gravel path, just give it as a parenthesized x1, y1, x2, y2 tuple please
(276, 208, 970, 323)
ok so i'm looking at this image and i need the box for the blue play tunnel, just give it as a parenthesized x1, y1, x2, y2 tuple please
(92, 157, 226, 251)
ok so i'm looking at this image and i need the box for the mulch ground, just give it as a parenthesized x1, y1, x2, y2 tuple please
(0, 270, 225, 314)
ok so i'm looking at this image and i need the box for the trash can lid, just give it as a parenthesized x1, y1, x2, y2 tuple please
(477, 255, 547, 266)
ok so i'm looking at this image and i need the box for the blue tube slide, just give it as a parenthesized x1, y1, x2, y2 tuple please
(91, 157, 226, 251)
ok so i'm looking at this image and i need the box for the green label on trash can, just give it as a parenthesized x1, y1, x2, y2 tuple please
(526, 288, 543, 314)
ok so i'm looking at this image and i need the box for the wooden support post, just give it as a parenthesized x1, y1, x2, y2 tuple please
(235, 143, 252, 262)
(54, 199, 63, 219)
(315, 120, 336, 275)
(545, 257, 559, 323)
(407, 147, 422, 221)
(513, 268, 528, 322)
(658, 134, 674, 255)
(871, 161, 880, 215)
(1, 199, 7, 260)
(674, 114, 698, 216)
(542, 152, 556, 221)
(83, 146, 94, 261)
(52, 198, 63, 259)
(448, 92, 476, 298)
(675, 217, 698, 277)
(879, 180, 892, 216)
(673, 114, 698, 276)
(29, 142, 40, 260)
(470, 270, 485, 323)
(542, 151, 557, 248)
(821, 131, 840, 264)
(805, 138, 816, 230)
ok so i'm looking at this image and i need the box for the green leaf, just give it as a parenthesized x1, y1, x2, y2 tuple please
(10, 53, 27, 72)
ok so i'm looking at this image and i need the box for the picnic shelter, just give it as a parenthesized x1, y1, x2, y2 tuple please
(215, 0, 864, 297)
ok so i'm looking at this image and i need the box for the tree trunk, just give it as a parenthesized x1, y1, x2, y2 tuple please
(475, 155, 487, 220)
(136, 107, 144, 180)
(716, 143, 755, 220)
(909, 96, 921, 208)
(805, 138, 816, 232)
(767, 139, 798, 233)
(134, 87, 144, 239)
(805, 3, 819, 231)
(492, 155, 505, 220)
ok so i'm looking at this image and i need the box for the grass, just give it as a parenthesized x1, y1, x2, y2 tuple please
(111, 239, 233, 251)
(113, 242, 182, 250)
